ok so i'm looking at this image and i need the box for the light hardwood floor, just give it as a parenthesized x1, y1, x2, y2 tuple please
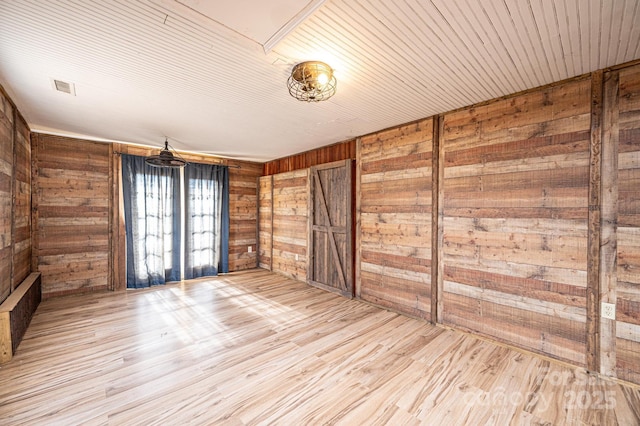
(1, 269, 639, 425)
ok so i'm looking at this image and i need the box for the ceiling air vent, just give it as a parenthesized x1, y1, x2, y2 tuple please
(51, 79, 76, 96)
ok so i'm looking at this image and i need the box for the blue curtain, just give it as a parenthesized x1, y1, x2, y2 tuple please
(184, 163, 229, 279)
(122, 154, 181, 288)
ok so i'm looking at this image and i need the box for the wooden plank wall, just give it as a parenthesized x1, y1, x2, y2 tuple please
(615, 63, 640, 384)
(263, 139, 355, 175)
(0, 87, 32, 305)
(258, 176, 273, 270)
(12, 115, 31, 289)
(269, 169, 309, 281)
(228, 160, 262, 271)
(32, 134, 111, 298)
(358, 119, 434, 319)
(441, 78, 592, 366)
(0, 91, 15, 303)
(256, 61, 640, 386)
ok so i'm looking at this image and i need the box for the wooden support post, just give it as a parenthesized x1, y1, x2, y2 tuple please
(599, 70, 619, 376)
(270, 175, 274, 271)
(10, 104, 16, 292)
(30, 134, 39, 275)
(355, 138, 362, 299)
(431, 115, 444, 324)
(586, 70, 604, 372)
(111, 144, 127, 291)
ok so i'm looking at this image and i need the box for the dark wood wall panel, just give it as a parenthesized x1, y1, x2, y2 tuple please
(0, 92, 14, 303)
(228, 160, 262, 271)
(263, 139, 355, 175)
(616, 63, 640, 384)
(32, 134, 111, 298)
(441, 78, 592, 366)
(271, 169, 308, 281)
(358, 118, 434, 319)
(258, 176, 273, 270)
(12, 116, 31, 289)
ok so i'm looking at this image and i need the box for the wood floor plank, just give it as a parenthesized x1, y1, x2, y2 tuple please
(0, 269, 638, 425)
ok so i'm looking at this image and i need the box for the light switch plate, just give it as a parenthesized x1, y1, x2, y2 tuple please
(601, 302, 616, 320)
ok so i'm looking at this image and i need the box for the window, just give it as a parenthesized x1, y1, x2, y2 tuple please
(122, 155, 228, 288)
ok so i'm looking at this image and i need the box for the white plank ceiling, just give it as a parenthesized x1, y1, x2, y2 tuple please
(0, 0, 638, 162)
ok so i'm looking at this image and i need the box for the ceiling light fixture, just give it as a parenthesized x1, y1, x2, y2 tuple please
(287, 61, 336, 102)
(145, 139, 188, 168)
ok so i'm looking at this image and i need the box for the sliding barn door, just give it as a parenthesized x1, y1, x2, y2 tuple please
(308, 160, 353, 298)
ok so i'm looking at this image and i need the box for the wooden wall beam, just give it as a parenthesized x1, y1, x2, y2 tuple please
(9, 102, 16, 292)
(270, 175, 274, 271)
(586, 70, 604, 372)
(599, 70, 620, 376)
(431, 115, 444, 324)
(29, 134, 40, 275)
(110, 144, 126, 291)
(355, 138, 362, 299)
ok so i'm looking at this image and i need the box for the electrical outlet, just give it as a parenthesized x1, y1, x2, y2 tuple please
(601, 302, 616, 320)
(248, 246, 252, 253)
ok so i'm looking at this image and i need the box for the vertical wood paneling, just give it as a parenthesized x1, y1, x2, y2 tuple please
(271, 169, 309, 281)
(258, 176, 273, 270)
(32, 134, 111, 298)
(358, 118, 434, 320)
(616, 63, 640, 385)
(0, 91, 14, 303)
(228, 160, 262, 271)
(12, 115, 31, 290)
(442, 78, 592, 366)
(263, 139, 356, 175)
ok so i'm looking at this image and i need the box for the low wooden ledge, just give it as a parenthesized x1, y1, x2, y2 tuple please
(0, 272, 41, 364)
